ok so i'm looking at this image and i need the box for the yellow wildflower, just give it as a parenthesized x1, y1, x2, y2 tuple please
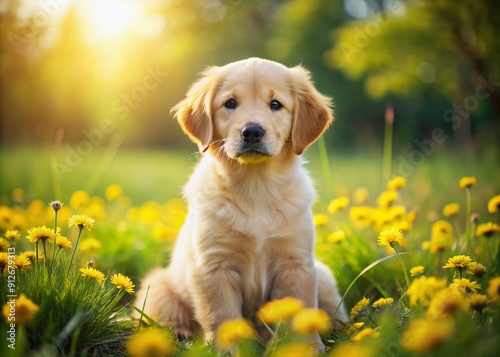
(127, 328, 175, 357)
(291, 308, 330, 334)
(56, 235, 72, 249)
(449, 278, 481, 295)
(5, 230, 20, 240)
(377, 190, 398, 208)
(216, 318, 255, 350)
(407, 276, 447, 306)
(69, 190, 90, 209)
(458, 176, 476, 189)
(257, 297, 304, 323)
(442, 203, 460, 217)
(346, 322, 365, 336)
(350, 297, 370, 319)
(26, 226, 56, 244)
(377, 227, 404, 248)
(431, 220, 453, 239)
(468, 294, 488, 313)
(313, 214, 328, 227)
(0, 239, 9, 252)
(79, 266, 105, 282)
(475, 222, 500, 237)
(401, 317, 454, 352)
(387, 176, 406, 191)
(488, 194, 500, 213)
(353, 187, 369, 204)
(487, 277, 500, 303)
(443, 255, 472, 271)
(327, 230, 346, 244)
(2, 294, 39, 325)
(372, 297, 394, 309)
(427, 289, 467, 318)
(105, 184, 123, 200)
(273, 343, 315, 357)
(351, 327, 376, 342)
(20, 251, 43, 261)
(110, 273, 135, 294)
(14, 254, 31, 271)
(68, 215, 94, 231)
(468, 262, 487, 278)
(79, 237, 102, 252)
(410, 266, 424, 277)
(0, 252, 8, 272)
(327, 197, 350, 213)
(349, 206, 373, 224)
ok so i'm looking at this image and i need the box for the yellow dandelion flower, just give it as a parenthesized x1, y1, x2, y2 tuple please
(327, 197, 350, 213)
(14, 254, 31, 271)
(0, 239, 9, 252)
(353, 187, 369, 204)
(487, 276, 500, 303)
(449, 278, 481, 295)
(313, 214, 328, 227)
(443, 255, 472, 270)
(372, 297, 394, 309)
(443, 203, 460, 217)
(79, 237, 102, 252)
(407, 276, 447, 306)
(26, 226, 56, 244)
(80, 266, 105, 282)
(351, 327, 376, 342)
(410, 266, 424, 277)
(69, 190, 90, 209)
(291, 308, 330, 334)
(330, 343, 373, 357)
(105, 184, 123, 200)
(273, 343, 315, 357)
(346, 322, 365, 336)
(468, 262, 487, 278)
(431, 220, 453, 239)
(387, 176, 406, 191)
(349, 206, 372, 224)
(377, 190, 398, 208)
(427, 289, 467, 318)
(5, 230, 20, 240)
(1, 252, 10, 275)
(20, 251, 43, 261)
(127, 328, 175, 357)
(458, 176, 476, 189)
(68, 215, 94, 231)
(401, 317, 454, 352)
(327, 230, 346, 244)
(350, 297, 370, 319)
(377, 227, 404, 248)
(488, 194, 500, 214)
(257, 297, 304, 324)
(110, 273, 135, 294)
(475, 222, 500, 237)
(56, 235, 72, 249)
(468, 294, 488, 313)
(216, 318, 255, 350)
(2, 294, 39, 325)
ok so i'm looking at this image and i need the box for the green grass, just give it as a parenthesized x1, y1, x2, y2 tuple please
(1, 143, 500, 356)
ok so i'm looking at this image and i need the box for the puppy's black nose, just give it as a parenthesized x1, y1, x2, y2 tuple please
(241, 124, 265, 143)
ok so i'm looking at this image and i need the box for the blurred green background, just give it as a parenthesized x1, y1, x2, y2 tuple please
(1, 0, 499, 203)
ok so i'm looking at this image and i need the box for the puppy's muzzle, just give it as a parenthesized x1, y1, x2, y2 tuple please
(235, 124, 270, 164)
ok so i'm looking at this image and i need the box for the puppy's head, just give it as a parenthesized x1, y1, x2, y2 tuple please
(172, 58, 333, 164)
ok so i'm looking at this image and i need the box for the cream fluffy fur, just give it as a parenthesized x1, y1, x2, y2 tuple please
(134, 58, 348, 349)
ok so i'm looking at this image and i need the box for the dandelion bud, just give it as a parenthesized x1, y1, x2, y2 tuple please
(49, 201, 63, 212)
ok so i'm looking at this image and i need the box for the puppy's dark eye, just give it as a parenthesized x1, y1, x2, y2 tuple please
(270, 100, 283, 111)
(224, 99, 237, 109)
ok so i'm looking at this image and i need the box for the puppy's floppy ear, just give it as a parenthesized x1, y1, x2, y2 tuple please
(289, 66, 334, 155)
(171, 67, 220, 152)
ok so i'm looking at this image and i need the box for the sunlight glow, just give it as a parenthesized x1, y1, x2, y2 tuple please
(80, 0, 144, 42)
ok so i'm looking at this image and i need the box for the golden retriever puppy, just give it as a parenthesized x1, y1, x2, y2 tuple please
(134, 57, 348, 350)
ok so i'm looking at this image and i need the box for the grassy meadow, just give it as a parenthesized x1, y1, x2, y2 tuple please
(1, 143, 500, 356)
